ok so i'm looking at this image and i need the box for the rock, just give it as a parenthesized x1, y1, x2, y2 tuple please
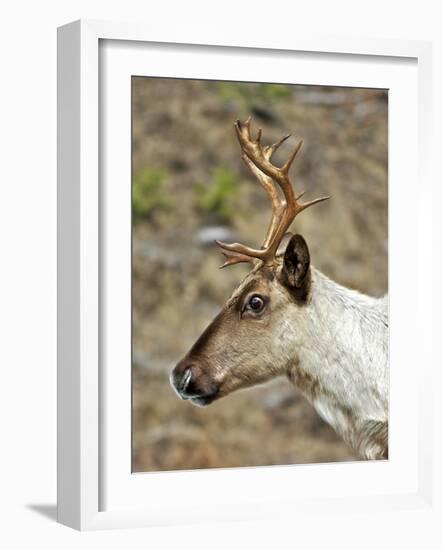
(194, 225, 236, 246)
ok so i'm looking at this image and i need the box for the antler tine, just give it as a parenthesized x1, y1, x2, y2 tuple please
(235, 119, 302, 185)
(217, 247, 256, 269)
(282, 138, 303, 174)
(241, 154, 285, 249)
(215, 239, 268, 261)
(216, 118, 329, 267)
(263, 133, 291, 160)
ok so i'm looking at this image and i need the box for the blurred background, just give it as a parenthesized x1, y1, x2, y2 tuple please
(131, 77, 388, 472)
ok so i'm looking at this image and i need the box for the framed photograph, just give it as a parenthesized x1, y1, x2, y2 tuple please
(57, 19, 433, 530)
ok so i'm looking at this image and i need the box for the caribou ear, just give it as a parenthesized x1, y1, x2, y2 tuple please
(276, 232, 294, 257)
(281, 234, 311, 291)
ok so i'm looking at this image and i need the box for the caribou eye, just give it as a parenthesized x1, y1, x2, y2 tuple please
(247, 295, 265, 313)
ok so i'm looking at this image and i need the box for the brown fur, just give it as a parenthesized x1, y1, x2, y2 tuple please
(287, 359, 322, 398)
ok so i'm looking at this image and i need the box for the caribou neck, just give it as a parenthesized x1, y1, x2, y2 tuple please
(286, 268, 389, 458)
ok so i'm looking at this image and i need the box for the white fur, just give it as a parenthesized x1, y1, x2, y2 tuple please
(272, 268, 388, 459)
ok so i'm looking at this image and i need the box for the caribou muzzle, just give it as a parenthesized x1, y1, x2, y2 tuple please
(170, 358, 219, 406)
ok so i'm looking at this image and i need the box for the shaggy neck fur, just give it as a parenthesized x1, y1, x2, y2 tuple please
(284, 267, 389, 460)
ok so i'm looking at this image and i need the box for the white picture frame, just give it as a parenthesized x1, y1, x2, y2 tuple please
(57, 19, 433, 531)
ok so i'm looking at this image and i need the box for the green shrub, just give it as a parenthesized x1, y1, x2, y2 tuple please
(194, 166, 238, 223)
(133, 167, 172, 221)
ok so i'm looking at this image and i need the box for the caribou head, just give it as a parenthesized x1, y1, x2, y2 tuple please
(171, 118, 329, 406)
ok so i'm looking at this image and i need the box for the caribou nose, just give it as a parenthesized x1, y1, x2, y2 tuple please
(178, 367, 193, 394)
(170, 363, 194, 399)
(171, 360, 219, 403)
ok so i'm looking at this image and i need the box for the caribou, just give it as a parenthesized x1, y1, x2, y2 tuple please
(170, 118, 389, 460)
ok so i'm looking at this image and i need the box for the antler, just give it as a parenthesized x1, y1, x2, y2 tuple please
(216, 118, 330, 268)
